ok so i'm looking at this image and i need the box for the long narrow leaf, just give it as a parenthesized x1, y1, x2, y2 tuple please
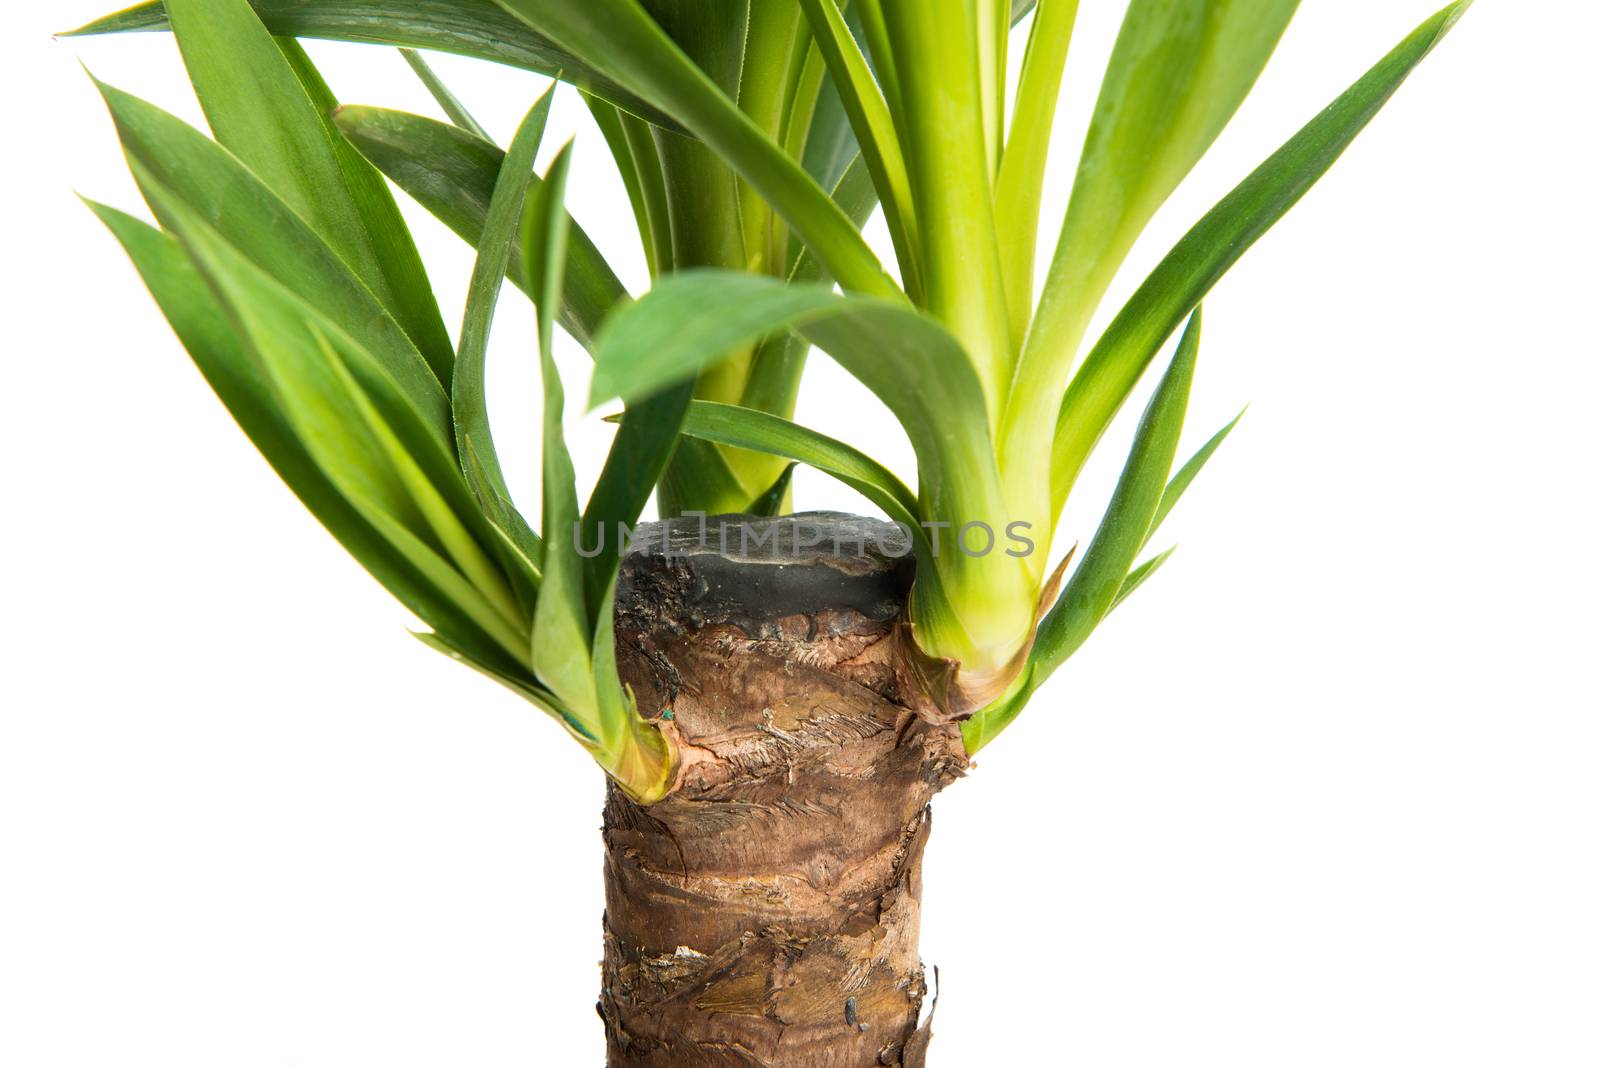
(734, 0, 810, 273)
(748, 464, 797, 518)
(275, 39, 456, 379)
(1147, 407, 1246, 547)
(320, 332, 524, 628)
(579, 382, 693, 620)
(67, 0, 679, 130)
(589, 270, 1002, 541)
(798, 45, 864, 195)
(491, 0, 902, 301)
(527, 143, 599, 719)
(798, 0, 921, 298)
(1001, 0, 1296, 535)
(157, 0, 454, 381)
(966, 311, 1202, 752)
(1033, 312, 1201, 686)
(97, 80, 451, 438)
(995, 0, 1079, 344)
(137, 171, 485, 535)
(143, 180, 517, 590)
(673, 400, 963, 629)
(152, 188, 531, 660)
(89, 200, 529, 676)
(333, 106, 625, 350)
(880, 0, 1012, 409)
(657, 435, 764, 519)
(786, 154, 876, 284)
(1051, 0, 1473, 513)
(583, 95, 667, 276)
(454, 90, 555, 581)
(590, 271, 840, 408)
(415, 632, 590, 740)
(1111, 545, 1177, 612)
(676, 400, 921, 523)
(1025, 0, 1298, 375)
(400, 48, 490, 141)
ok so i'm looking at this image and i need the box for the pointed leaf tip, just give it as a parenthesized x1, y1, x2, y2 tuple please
(1441, 0, 1476, 33)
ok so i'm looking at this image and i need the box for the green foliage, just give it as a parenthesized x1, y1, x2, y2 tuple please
(331, 106, 626, 351)
(77, 0, 1473, 765)
(399, 48, 490, 140)
(451, 90, 556, 599)
(491, 0, 900, 302)
(1050, 1, 1472, 517)
(68, 0, 680, 128)
(152, 0, 455, 383)
(84, 3, 674, 799)
(966, 310, 1203, 750)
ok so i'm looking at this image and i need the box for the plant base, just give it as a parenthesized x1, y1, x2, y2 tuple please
(601, 514, 967, 1066)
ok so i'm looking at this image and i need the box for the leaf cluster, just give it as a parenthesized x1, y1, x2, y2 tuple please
(72, 0, 1473, 769)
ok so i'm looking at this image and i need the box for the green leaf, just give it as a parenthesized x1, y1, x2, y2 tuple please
(332, 105, 626, 350)
(879, 0, 1012, 409)
(590, 270, 1000, 537)
(95, 79, 451, 439)
(89, 199, 530, 677)
(580, 382, 693, 617)
(673, 400, 965, 635)
(154, 0, 454, 382)
(798, 46, 865, 195)
(732, 0, 810, 274)
(676, 400, 920, 525)
(656, 434, 760, 519)
(978, 0, 1009, 174)
(1051, 0, 1473, 514)
(849, 0, 902, 131)
(966, 310, 1201, 752)
(584, 94, 669, 277)
(277, 40, 458, 380)
(797, 0, 921, 299)
(786, 154, 877, 284)
(318, 330, 524, 630)
(590, 270, 838, 408)
(1001, 0, 1296, 540)
(139, 171, 473, 514)
(527, 143, 600, 720)
(1033, 310, 1201, 687)
(1147, 406, 1245, 547)
(413, 631, 591, 739)
(155, 186, 527, 643)
(491, 0, 901, 301)
(626, 0, 750, 308)
(453, 89, 556, 586)
(590, 267, 1031, 670)
(1110, 545, 1176, 612)
(1029, 0, 1298, 367)
(399, 48, 490, 141)
(995, 0, 1080, 344)
(748, 463, 797, 518)
(67, 0, 680, 131)
(587, 581, 676, 802)
(521, 142, 673, 798)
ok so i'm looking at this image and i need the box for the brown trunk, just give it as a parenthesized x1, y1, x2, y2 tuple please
(602, 514, 969, 1067)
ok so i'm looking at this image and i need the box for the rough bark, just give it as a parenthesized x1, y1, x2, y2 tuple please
(602, 513, 969, 1067)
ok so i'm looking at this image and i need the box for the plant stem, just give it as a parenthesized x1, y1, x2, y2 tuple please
(603, 516, 965, 1065)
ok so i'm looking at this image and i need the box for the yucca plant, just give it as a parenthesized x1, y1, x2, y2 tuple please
(71, 0, 1470, 1061)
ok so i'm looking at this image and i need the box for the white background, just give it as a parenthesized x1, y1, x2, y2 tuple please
(4, 2, 1597, 1065)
